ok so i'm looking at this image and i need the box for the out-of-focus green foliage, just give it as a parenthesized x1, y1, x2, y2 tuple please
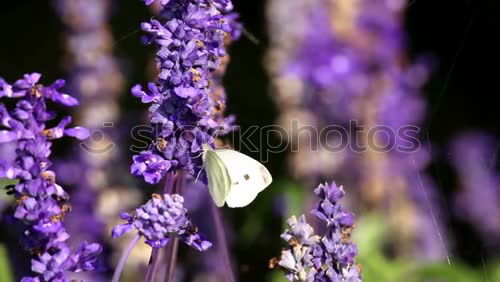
(265, 179, 307, 282)
(0, 244, 14, 282)
(354, 214, 411, 282)
(269, 271, 287, 282)
(278, 179, 308, 219)
(238, 178, 307, 246)
(488, 260, 500, 282)
(410, 263, 482, 282)
(354, 215, 500, 282)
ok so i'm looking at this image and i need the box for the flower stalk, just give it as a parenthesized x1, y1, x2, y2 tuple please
(111, 233, 141, 282)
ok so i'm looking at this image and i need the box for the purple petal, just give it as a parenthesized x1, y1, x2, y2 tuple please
(132, 84, 157, 104)
(0, 130, 17, 143)
(50, 92, 79, 106)
(119, 212, 133, 220)
(145, 238, 169, 248)
(174, 86, 198, 98)
(182, 233, 212, 251)
(31, 259, 47, 274)
(64, 127, 90, 140)
(112, 223, 133, 238)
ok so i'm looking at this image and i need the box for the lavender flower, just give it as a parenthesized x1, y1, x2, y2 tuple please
(277, 216, 317, 281)
(111, 2, 239, 281)
(112, 193, 212, 251)
(0, 73, 101, 281)
(130, 0, 240, 184)
(272, 182, 361, 282)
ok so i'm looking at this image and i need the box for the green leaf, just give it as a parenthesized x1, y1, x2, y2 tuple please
(352, 214, 388, 255)
(353, 215, 412, 282)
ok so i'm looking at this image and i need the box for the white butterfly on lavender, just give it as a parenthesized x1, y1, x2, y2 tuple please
(201, 144, 273, 208)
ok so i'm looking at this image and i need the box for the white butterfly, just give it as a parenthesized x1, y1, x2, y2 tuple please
(202, 144, 273, 208)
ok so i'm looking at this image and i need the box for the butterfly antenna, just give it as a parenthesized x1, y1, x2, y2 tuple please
(194, 164, 205, 183)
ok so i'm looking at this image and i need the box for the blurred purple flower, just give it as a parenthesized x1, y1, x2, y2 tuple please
(268, 0, 448, 261)
(54, 0, 128, 280)
(452, 133, 500, 238)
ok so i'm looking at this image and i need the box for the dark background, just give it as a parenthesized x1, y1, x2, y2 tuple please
(1, 0, 499, 281)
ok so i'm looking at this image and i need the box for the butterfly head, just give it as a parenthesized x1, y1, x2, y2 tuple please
(201, 144, 212, 152)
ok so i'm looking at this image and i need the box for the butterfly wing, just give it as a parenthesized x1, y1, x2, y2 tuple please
(204, 149, 231, 207)
(0, 178, 19, 190)
(214, 149, 272, 208)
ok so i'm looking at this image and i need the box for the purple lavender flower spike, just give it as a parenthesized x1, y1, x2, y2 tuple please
(312, 182, 356, 229)
(0, 73, 102, 281)
(272, 182, 361, 282)
(281, 215, 319, 246)
(129, 0, 240, 184)
(112, 193, 212, 251)
(113, 1, 239, 280)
